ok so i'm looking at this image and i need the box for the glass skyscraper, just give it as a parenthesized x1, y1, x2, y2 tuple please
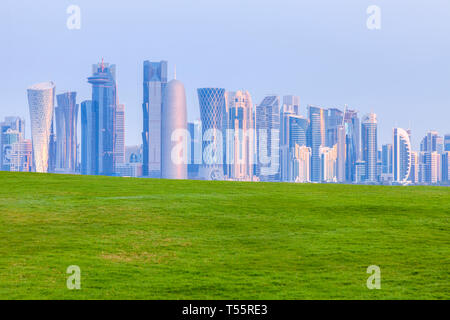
(197, 88, 226, 180)
(142, 60, 167, 178)
(344, 109, 360, 182)
(308, 105, 325, 182)
(256, 96, 280, 182)
(80, 100, 98, 175)
(27, 81, 55, 173)
(55, 92, 78, 173)
(361, 113, 378, 182)
(87, 61, 117, 176)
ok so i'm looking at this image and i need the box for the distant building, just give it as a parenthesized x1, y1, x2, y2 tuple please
(142, 60, 167, 178)
(115, 104, 126, 168)
(256, 96, 280, 182)
(197, 88, 226, 180)
(87, 60, 117, 176)
(308, 105, 326, 182)
(80, 100, 98, 175)
(444, 134, 450, 152)
(161, 78, 188, 180)
(442, 152, 449, 183)
(55, 92, 78, 173)
(282, 95, 300, 115)
(361, 113, 378, 182)
(187, 120, 202, 179)
(409, 151, 419, 183)
(393, 128, 412, 184)
(225, 90, 254, 181)
(320, 145, 337, 182)
(381, 144, 393, 175)
(290, 144, 310, 183)
(343, 109, 360, 182)
(27, 81, 55, 173)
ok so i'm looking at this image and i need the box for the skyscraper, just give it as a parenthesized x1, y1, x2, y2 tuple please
(320, 145, 337, 182)
(115, 104, 125, 168)
(444, 134, 450, 152)
(225, 90, 254, 181)
(361, 113, 378, 182)
(290, 144, 311, 183)
(308, 105, 326, 182)
(142, 60, 168, 178)
(336, 124, 346, 182)
(282, 95, 300, 115)
(326, 108, 344, 148)
(187, 120, 202, 179)
(197, 88, 226, 180)
(0, 117, 25, 171)
(161, 77, 187, 180)
(55, 92, 78, 173)
(381, 144, 393, 175)
(409, 151, 419, 183)
(344, 109, 360, 182)
(393, 128, 412, 184)
(256, 96, 280, 182)
(80, 100, 98, 175)
(87, 61, 117, 176)
(27, 81, 55, 173)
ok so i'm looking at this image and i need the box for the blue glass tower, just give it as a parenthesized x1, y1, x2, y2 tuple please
(87, 61, 117, 176)
(308, 105, 325, 182)
(142, 60, 167, 177)
(81, 100, 98, 175)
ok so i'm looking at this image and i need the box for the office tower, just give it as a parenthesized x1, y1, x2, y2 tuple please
(361, 113, 378, 182)
(419, 151, 439, 184)
(161, 77, 188, 180)
(442, 152, 449, 182)
(80, 100, 98, 175)
(344, 109, 360, 182)
(0, 128, 20, 171)
(225, 90, 254, 181)
(0, 117, 25, 171)
(187, 120, 202, 179)
(381, 144, 393, 174)
(55, 92, 78, 173)
(115, 104, 125, 168)
(10, 139, 33, 172)
(326, 108, 344, 147)
(308, 105, 326, 182)
(290, 144, 311, 183)
(115, 145, 143, 177)
(409, 151, 419, 183)
(256, 96, 280, 182)
(87, 61, 117, 176)
(393, 128, 412, 183)
(197, 88, 226, 180)
(27, 81, 55, 173)
(142, 60, 168, 178)
(320, 145, 337, 182)
(336, 125, 346, 182)
(420, 131, 440, 153)
(444, 134, 450, 152)
(355, 160, 366, 183)
(282, 95, 300, 115)
(280, 113, 308, 181)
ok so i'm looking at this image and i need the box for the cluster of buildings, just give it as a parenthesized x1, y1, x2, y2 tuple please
(1, 59, 449, 185)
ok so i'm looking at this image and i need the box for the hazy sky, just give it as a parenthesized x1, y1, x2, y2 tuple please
(1, 0, 449, 149)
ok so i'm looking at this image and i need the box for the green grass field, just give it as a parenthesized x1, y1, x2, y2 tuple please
(0, 171, 448, 299)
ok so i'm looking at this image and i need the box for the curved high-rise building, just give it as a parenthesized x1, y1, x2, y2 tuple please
(197, 88, 226, 180)
(161, 79, 187, 179)
(27, 81, 55, 173)
(393, 128, 412, 183)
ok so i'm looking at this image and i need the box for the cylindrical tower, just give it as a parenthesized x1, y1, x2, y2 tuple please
(161, 79, 188, 179)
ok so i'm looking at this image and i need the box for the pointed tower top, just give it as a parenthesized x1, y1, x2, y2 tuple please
(101, 57, 105, 72)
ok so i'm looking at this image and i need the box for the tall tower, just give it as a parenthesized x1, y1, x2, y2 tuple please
(27, 81, 55, 173)
(225, 90, 254, 181)
(142, 60, 167, 178)
(80, 100, 98, 175)
(115, 104, 125, 168)
(361, 113, 378, 182)
(393, 128, 412, 183)
(308, 105, 326, 182)
(87, 61, 117, 176)
(55, 92, 78, 173)
(197, 88, 226, 180)
(344, 109, 360, 182)
(256, 96, 280, 182)
(161, 77, 187, 179)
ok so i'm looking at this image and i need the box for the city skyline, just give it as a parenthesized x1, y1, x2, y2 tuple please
(1, 1, 449, 150)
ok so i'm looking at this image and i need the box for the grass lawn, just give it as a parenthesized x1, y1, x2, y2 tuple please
(0, 171, 448, 299)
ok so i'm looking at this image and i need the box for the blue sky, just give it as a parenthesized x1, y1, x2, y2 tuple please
(1, 0, 449, 148)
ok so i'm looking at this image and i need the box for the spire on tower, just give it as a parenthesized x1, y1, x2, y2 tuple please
(174, 64, 177, 80)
